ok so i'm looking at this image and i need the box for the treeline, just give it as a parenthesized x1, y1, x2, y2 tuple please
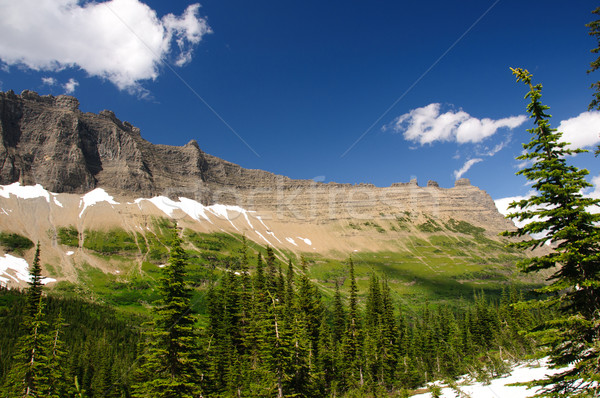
(1, 240, 545, 397)
(195, 247, 542, 397)
(0, 247, 144, 397)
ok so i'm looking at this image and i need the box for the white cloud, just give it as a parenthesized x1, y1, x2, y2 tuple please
(63, 78, 79, 94)
(557, 111, 600, 150)
(0, 0, 211, 93)
(453, 158, 482, 180)
(388, 103, 527, 145)
(41, 77, 57, 86)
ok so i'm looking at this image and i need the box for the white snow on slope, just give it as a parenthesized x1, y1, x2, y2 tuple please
(254, 231, 272, 246)
(266, 231, 282, 243)
(412, 358, 568, 398)
(0, 254, 56, 286)
(286, 237, 298, 246)
(79, 188, 118, 217)
(0, 182, 60, 202)
(136, 196, 266, 232)
(297, 237, 312, 246)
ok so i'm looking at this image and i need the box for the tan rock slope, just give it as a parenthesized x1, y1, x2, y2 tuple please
(0, 90, 516, 287)
(0, 90, 510, 229)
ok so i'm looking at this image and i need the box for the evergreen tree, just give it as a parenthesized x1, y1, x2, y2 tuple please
(503, 68, 600, 397)
(25, 243, 43, 320)
(587, 6, 600, 118)
(4, 296, 51, 397)
(340, 257, 364, 391)
(132, 233, 201, 398)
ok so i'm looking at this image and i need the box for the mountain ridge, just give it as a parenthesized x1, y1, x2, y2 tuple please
(0, 90, 510, 230)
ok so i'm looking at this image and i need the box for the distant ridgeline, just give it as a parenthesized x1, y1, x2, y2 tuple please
(0, 90, 511, 230)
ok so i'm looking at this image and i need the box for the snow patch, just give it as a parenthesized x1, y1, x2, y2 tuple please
(66, 251, 74, 256)
(256, 216, 269, 230)
(286, 237, 298, 246)
(297, 237, 312, 246)
(158, 264, 166, 268)
(79, 188, 119, 217)
(266, 231, 282, 243)
(0, 182, 51, 202)
(0, 254, 56, 285)
(53, 197, 63, 207)
(411, 358, 569, 398)
(0, 208, 10, 215)
(254, 231, 272, 246)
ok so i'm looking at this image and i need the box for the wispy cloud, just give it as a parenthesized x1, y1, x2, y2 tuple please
(453, 158, 483, 180)
(557, 111, 600, 150)
(0, 0, 211, 93)
(387, 103, 526, 145)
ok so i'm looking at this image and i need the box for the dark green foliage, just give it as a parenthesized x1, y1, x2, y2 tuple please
(132, 233, 201, 398)
(0, 288, 144, 397)
(417, 216, 443, 233)
(83, 229, 140, 254)
(0, 232, 34, 254)
(587, 6, 600, 114)
(444, 219, 485, 236)
(503, 68, 600, 397)
(56, 226, 79, 247)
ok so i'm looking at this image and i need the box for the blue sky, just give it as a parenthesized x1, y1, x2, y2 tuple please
(1, 0, 599, 204)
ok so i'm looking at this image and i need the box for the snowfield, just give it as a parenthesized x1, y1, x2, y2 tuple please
(412, 358, 567, 398)
(0, 254, 56, 286)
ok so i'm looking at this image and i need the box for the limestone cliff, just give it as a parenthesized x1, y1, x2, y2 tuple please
(0, 90, 512, 233)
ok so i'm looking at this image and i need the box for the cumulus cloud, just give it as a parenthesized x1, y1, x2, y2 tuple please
(63, 78, 79, 94)
(453, 158, 482, 180)
(387, 103, 527, 145)
(0, 0, 211, 93)
(556, 111, 600, 150)
(41, 77, 57, 86)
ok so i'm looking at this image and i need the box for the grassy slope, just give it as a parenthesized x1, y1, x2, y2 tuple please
(38, 216, 541, 319)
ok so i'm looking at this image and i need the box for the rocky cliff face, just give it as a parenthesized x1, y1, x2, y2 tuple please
(0, 90, 512, 232)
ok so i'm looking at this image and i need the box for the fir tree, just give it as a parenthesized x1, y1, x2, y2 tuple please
(504, 68, 600, 397)
(132, 233, 201, 398)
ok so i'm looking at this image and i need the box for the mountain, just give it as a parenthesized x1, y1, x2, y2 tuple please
(0, 90, 535, 304)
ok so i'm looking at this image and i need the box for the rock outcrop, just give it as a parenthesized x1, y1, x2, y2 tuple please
(0, 90, 512, 231)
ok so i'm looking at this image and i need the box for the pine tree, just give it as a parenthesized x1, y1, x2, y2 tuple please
(340, 257, 364, 391)
(132, 233, 201, 398)
(503, 68, 600, 397)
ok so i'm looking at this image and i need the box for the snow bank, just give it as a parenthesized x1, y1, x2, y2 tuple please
(412, 358, 567, 398)
(136, 196, 269, 233)
(79, 188, 119, 217)
(286, 237, 298, 246)
(297, 237, 312, 246)
(0, 182, 51, 202)
(0, 254, 56, 285)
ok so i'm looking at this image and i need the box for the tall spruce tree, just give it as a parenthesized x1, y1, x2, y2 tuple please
(132, 233, 201, 398)
(2, 244, 62, 397)
(503, 68, 600, 397)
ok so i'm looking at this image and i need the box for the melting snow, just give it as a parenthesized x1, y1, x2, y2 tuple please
(297, 237, 312, 246)
(256, 216, 269, 230)
(286, 237, 298, 246)
(0, 182, 50, 202)
(79, 188, 118, 217)
(0, 208, 10, 215)
(0, 254, 56, 285)
(266, 231, 282, 243)
(254, 231, 272, 246)
(412, 358, 569, 398)
(0, 182, 64, 207)
(136, 196, 262, 231)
